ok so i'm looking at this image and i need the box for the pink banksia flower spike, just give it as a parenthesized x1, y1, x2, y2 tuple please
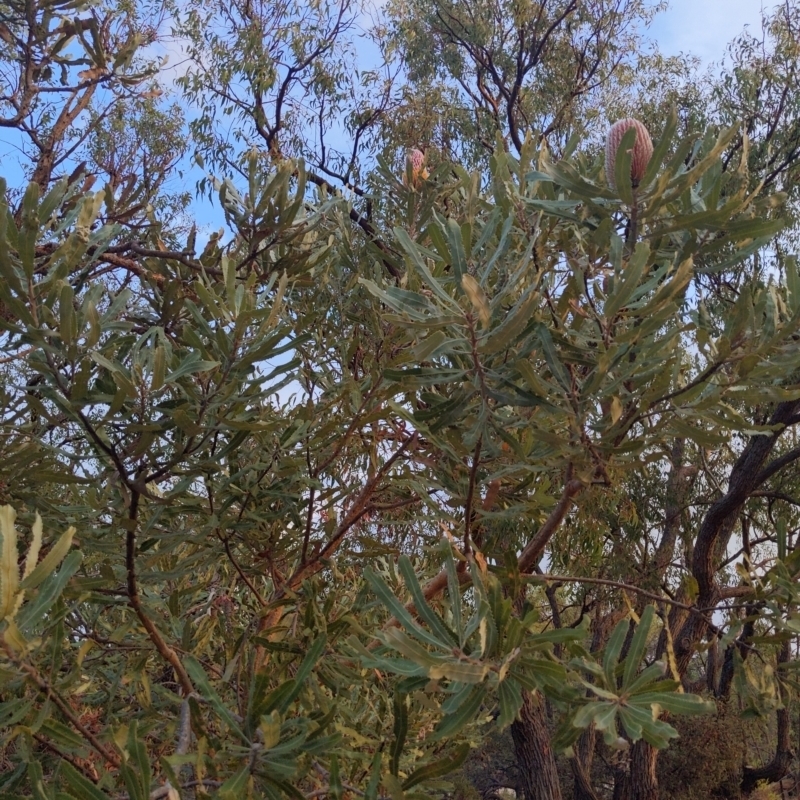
(605, 119, 653, 189)
(405, 147, 429, 188)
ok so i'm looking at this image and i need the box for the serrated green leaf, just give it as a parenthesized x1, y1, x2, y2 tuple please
(391, 691, 407, 776)
(217, 766, 251, 799)
(497, 679, 523, 729)
(398, 555, 457, 647)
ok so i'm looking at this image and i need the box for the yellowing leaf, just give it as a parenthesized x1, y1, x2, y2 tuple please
(21, 513, 42, 582)
(0, 505, 19, 619)
(461, 275, 490, 327)
(20, 525, 76, 591)
(609, 396, 623, 424)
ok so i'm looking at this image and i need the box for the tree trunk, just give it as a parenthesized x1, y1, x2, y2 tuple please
(571, 728, 599, 800)
(511, 690, 563, 800)
(628, 740, 659, 800)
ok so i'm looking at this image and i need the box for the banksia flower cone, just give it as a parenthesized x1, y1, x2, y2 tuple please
(405, 147, 429, 189)
(605, 119, 653, 189)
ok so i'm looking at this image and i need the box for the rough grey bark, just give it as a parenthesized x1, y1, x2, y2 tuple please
(628, 741, 659, 800)
(511, 690, 563, 800)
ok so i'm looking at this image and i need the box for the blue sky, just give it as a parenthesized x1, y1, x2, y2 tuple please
(648, 0, 767, 64)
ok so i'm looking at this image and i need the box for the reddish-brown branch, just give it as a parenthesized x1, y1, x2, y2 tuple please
(518, 470, 584, 573)
(282, 433, 419, 593)
(3, 645, 121, 769)
(381, 469, 580, 634)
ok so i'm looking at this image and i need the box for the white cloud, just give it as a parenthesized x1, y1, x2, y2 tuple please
(648, 0, 768, 65)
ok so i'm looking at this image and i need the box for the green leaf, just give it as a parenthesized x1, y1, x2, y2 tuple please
(571, 702, 600, 730)
(618, 705, 644, 741)
(613, 126, 638, 205)
(21, 525, 76, 591)
(432, 685, 484, 740)
(398, 556, 457, 647)
(18, 182, 40, 278)
(394, 228, 459, 311)
(278, 634, 326, 713)
(28, 762, 52, 800)
(164, 352, 220, 384)
(402, 742, 470, 789)
(329, 755, 343, 800)
(390, 691, 407, 776)
(786, 256, 800, 311)
(603, 618, 629, 689)
(61, 763, 112, 800)
(0, 697, 34, 728)
(17, 550, 82, 631)
(184, 656, 248, 742)
(483, 289, 538, 355)
(632, 691, 715, 716)
(364, 568, 449, 649)
(121, 765, 144, 800)
(382, 627, 442, 666)
(641, 106, 677, 188)
(446, 216, 468, 282)
(535, 324, 571, 392)
(364, 750, 383, 800)
(604, 242, 650, 318)
(128, 720, 150, 798)
(443, 544, 464, 645)
(625, 663, 671, 695)
(622, 606, 654, 689)
(592, 703, 618, 733)
(217, 766, 251, 799)
(497, 678, 523, 729)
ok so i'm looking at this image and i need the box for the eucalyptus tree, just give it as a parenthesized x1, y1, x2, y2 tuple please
(382, 0, 665, 160)
(0, 0, 189, 235)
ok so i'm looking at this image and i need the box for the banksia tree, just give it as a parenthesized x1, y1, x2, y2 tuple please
(605, 118, 653, 189)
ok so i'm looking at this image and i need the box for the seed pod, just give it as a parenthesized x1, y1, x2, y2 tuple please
(605, 119, 653, 189)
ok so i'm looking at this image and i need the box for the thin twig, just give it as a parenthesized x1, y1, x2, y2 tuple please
(220, 533, 267, 607)
(463, 437, 482, 554)
(126, 490, 194, 695)
(33, 732, 100, 782)
(3, 643, 121, 768)
(528, 571, 758, 650)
